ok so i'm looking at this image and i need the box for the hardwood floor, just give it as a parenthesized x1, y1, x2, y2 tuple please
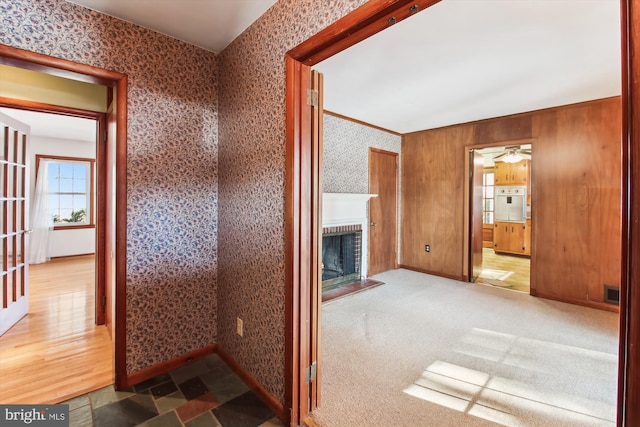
(477, 248, 530, 293)
(0, 255, 112, 404)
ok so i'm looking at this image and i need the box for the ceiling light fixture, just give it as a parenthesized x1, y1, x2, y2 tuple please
(502, 149, 523, 163)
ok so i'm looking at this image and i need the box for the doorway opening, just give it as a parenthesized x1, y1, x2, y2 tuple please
(0, 106, 108, 402)
(285, 1, 633, 426)
(472, 143, 532, 294)
(0, 43, 128, 395)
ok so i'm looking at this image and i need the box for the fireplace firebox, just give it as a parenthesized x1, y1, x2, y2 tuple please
(321, 225, 362, 290)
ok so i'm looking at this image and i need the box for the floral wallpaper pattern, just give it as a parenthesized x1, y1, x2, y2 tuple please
(323, 113, 403, 261)
(323, 113, 401, 194)
(218, 0, 368, 403)
(2, 0, 386, 407)
(1, 0, 218, 373)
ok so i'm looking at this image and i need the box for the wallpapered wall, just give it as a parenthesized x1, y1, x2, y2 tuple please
(218, 0, 368, 403)
(323, 113, 401, 194)
(0, 0, 219, 373)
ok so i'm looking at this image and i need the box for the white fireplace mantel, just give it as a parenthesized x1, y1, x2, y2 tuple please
(322, 193, 377, 227)
(322, 193, 377, 279)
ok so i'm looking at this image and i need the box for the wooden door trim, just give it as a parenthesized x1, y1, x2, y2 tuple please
(0, 98, 107, 324)
(619, 0, 638, 424)
(0, 44, 129, 390)
(368, 147, 399, 275)
(286, 3, 442, 425)
(287, 0, 635, 426)
(462, 138, 535, 281)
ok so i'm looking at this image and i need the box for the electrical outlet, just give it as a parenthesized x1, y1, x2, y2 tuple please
(425, 244, 430, 252)
(237, 317, 243, 337)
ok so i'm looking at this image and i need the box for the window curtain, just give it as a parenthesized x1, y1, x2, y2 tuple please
(29, 159, 52, 264)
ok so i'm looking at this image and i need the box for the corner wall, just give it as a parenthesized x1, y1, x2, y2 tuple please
(1, 0, 219, 373)
(217, 0, 368, 404)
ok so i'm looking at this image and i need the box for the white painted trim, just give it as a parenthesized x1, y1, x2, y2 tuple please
(322, 193, 377, 278)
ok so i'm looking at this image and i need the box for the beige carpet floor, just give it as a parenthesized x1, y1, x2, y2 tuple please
(310, 269, 618, 427)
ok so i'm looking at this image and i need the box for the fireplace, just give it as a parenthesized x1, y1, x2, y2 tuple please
(321, 193, 377, 289)
(322, 225, 362, 290)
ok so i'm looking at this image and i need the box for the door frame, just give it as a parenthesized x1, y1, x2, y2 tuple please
(286, 1, 639, 426)
(0, 99, 106, 324)
(0, 44, 129, 389)
(462, 138, 535, 283)
(285, 1, 443, 425)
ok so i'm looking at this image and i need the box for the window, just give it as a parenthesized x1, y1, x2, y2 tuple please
(482, 168, 495, 224)
(36, 155, 95, 229)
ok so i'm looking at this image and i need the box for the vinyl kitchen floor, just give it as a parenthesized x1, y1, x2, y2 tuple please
(477, 248, 530, 293)
(62, 354, 283, 427)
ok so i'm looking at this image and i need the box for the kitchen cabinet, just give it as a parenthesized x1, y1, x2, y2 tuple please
(494, 221, 530, 255)
(494, 160, 529, 186)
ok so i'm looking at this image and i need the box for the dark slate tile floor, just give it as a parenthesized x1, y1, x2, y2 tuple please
(62, 354, 283, 427)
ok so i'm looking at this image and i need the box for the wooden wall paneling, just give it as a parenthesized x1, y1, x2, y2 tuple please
(418, 132, 432, 271)
(590, 101, 623, 298)
(449, 125, 473, 276)
(400, 125, 471, 279)
(532, 99, 622, 308)
(557, 106, 593, 301)
(530, 111, 558, 297)
(399, 138, 413, 266)
(431, 129, 448, 272)
(474, 115, 533, 144)
(401, 97, 621, 309)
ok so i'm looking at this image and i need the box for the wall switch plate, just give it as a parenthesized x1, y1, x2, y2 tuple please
(425, 245, 430, 252)
(237, 317, 243, 337)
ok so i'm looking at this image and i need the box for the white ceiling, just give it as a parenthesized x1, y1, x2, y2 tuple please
(0, 108, 97, 143)
(58, 0, 621, 135)
(315, 0, 621, 133)
(65, 0, 278, 53)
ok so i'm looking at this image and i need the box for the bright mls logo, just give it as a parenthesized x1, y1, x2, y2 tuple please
(1, 405, 68, 426)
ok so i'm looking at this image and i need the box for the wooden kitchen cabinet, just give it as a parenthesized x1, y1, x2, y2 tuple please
(494, 221, 530, 255)
(494, 160, 529, 186)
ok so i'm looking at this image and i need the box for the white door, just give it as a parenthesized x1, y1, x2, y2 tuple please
(0, 112, 29, 336)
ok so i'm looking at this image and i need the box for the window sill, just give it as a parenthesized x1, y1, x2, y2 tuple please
(53, 224, 96, 231)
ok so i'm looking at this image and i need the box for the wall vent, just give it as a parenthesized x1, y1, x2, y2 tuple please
(604, 285, 620, 305)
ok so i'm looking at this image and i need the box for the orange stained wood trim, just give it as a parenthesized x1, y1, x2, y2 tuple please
(310, 69, 323, 410)
(34, 154, 96, 228)
(216, 346, 286, 423)
(114, 70, 128, 391)
(531, 290, 619, 314)
(0, 255, 111, 404)
(284, 54, 302, 426)
(619, 0, 639, 424)
(0, 44, 129, 391)
(397, 264, 466, 282)
(286, 2, 444, 425)
(288, 0, 442, 65)
(125, 344, 217, 388)
(0, 45, 124, 87)
(96, 105, 107, 327)
(324, 110, 401, 136)
(403, 96, 622, 136)
(0, 97, 104, 120)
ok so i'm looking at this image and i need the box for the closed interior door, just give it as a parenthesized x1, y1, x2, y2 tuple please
(368, 148, 398, 276)
(0, 112, 29, 336)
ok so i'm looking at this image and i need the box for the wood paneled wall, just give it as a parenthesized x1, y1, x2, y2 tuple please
(401, 124, 473, 279)
(401, 97, 622, 309)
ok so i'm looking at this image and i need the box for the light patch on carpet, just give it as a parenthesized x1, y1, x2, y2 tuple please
(404, 360, 616, 426)
(480, 268, 513, 281)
